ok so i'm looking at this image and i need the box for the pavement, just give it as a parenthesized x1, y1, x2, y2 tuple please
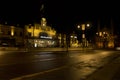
(27, 47, 93, 52)
(2, 47, 120, 80)
(0, 47, 93, 51)
(85, 54, 120, 80)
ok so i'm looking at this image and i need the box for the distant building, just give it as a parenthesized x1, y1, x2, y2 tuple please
(57, 33, 67, 47)
(57, 32, 80, 48)
(95, 19, 116, 48)
(0, 24, 24, 47)
(24, 18, 57, 47)
(114, 34, 120, 47)
(95, 27, 115, 48)
(70, 32, 79, 47)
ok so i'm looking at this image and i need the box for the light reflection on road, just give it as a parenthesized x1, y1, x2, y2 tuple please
(68, 51, 116, 80)
(0, 51, 5, 55)
(11, 50, 117, 80)
(0, 50, 118, 80)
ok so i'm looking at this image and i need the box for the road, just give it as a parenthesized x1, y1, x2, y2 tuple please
(0, 50, 119, 80)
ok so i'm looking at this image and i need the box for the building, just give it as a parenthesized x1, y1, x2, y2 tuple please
(70, 32, 79, 47)
(0, 24, 24, 47)
(95, 19, 116, 48)
(57, 32, 80, 48)
(95, 25, 115, 48)
(57, 33, 67, 47)
(24, 18, 57, 47)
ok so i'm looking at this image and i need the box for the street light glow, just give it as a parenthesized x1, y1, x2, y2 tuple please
(82, 24, 85, 30)
(77, 25, 80, 28)
(82, 34, 85, 38)
(86, 24, 90, 27)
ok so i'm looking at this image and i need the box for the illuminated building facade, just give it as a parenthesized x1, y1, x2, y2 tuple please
(0, 24, 24, 47)
(96, 27, 115, 48)
(24, 18, 57, 47)
(57, 32, 79, 48)
(70, 32, 79, 47)
(95, 19, 115, 48)
(57, 33, 67, 47)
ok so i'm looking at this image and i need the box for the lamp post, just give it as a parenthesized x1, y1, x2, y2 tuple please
(77, 23, 90, 48)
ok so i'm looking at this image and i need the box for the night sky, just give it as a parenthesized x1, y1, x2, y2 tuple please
(0, 0, 120, 34)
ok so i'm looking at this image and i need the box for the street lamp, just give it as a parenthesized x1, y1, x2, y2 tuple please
(77, 23, 90, 48)
(86, 24, 90, 27)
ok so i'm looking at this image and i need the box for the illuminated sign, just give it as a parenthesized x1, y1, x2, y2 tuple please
(40, 36, 52, 39)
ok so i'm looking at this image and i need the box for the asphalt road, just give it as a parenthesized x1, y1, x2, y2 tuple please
(0, 50, 119, 80)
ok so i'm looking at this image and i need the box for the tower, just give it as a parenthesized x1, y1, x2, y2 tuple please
(40, 4, 45, 18)
(41, 17, 47, 30)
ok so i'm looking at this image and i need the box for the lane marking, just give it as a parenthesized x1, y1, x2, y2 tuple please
(11, 66, 67, 80)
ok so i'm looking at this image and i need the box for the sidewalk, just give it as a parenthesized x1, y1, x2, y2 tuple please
(0, 47, 93, 51)
(85, 55, 120, 80)
(27, 47, 93, 52)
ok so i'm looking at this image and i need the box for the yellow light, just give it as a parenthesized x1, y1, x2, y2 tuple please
(77, 25, 80, 28)
(103, 32, 106, 34)
(43, 23, 45, 26)
(82, 24, 85, 30)
(11, 32, 14, 36)
(42, 18, 46, 21)
(82, 34, 85, 38)
(86, 24, 90, 27)
(71, 36, 73, 38)
(74, 36, 77, 38)
(11, 26, 14, 36)
(99, 32, 102, 36)
(96, 32, 98, 35)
